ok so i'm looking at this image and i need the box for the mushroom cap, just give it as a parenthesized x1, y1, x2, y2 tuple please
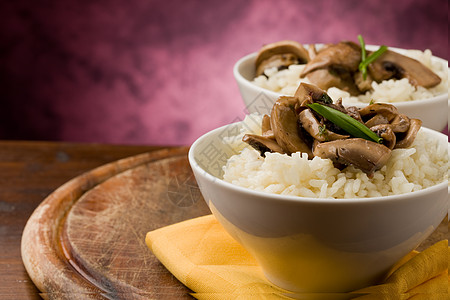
(294, 82, 330, 103)
(390, 114, 410, 133)
(345, 106, 364, 124)
(359, 103, 399, 122)
(395, 118, 422, 148)
(242, 133, 285, 157)
(313, 138, 392, 174)
(255, 53, 299, 77)
(270, 96, 313, 158)
(255, 40, 310, 76)
(300, 41, 361, 77)
(370, 124, 397, 149)
(367, 50, 441, 88)
(364, 114, 390, 128)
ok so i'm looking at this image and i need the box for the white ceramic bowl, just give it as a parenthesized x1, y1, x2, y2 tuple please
(234, 46, 449, 132)
(188, 121, 448, 293)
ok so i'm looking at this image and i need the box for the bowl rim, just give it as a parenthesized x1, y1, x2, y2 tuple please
(189, 122, 449, 206)
(233, 45, 449, 108)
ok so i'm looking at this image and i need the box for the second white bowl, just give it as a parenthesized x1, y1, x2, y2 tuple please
(234, 47, 449, 132)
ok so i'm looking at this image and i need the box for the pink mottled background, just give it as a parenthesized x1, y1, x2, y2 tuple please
(0, 0, 448, 145)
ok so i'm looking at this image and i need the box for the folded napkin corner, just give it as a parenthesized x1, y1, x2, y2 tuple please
(146, 215, 449, 299)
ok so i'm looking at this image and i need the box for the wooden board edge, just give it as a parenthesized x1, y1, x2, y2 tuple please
(21, 147, 189, 298)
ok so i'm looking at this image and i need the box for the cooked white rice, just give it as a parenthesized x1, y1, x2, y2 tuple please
(222, 114, 448, 199)
(253, 48, 448, 105)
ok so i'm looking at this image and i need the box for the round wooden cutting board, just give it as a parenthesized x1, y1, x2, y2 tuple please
(21, 147, 211, 299)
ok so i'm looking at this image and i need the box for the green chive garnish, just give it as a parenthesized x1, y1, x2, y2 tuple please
(358, 34, 366, 62)
(357, 35, 388, 80)
(360, 46, 387, 70)
(308, 103, 383, 144)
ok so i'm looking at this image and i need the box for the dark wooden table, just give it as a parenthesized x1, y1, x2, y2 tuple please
(0, 141, 166, 299)
(0, 140, 447, 299)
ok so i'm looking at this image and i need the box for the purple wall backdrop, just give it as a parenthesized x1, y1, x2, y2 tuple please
(0, 0, 448, 145)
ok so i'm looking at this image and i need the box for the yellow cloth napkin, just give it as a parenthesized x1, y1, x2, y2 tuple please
(145, 215, 449, 300)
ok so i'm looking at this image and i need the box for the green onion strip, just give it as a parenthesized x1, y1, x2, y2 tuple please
(358, 34, 366, 63)
(308, 103, 383, 144)
(357, 34, 387, 80)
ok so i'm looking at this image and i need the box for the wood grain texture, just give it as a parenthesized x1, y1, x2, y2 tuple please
(21, 147, 210, 299)
(1, 141, 448, 299)
(0, 141, 166, 299)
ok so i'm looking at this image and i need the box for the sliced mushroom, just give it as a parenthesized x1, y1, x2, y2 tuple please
(270, 96, 313, 157)
(294, 82, 333, 105)
(308, 44, 318, 60)
(328, 97, 348, 114)
(299, 109, 349, 142)
(345, 106, 364, 124)
(242, 134, 285, 157)
(395, 119, 422, 148)
(255, 53, 300, 77)
(261, 114, 271, 133)
(300, 41, 361, 77)
(313, 138, 392, 175)
(365, 114, 390, 128)
(358, 103, 399, 122)
(255, 40, 310, 77)
(261, 114, 275, 139)
(367, 50, 441, 88)
(390, 114, 410, 133)
(299, 97, 314, 107)
(305, 68, 360, 96)
(370, 124, 396, 149)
